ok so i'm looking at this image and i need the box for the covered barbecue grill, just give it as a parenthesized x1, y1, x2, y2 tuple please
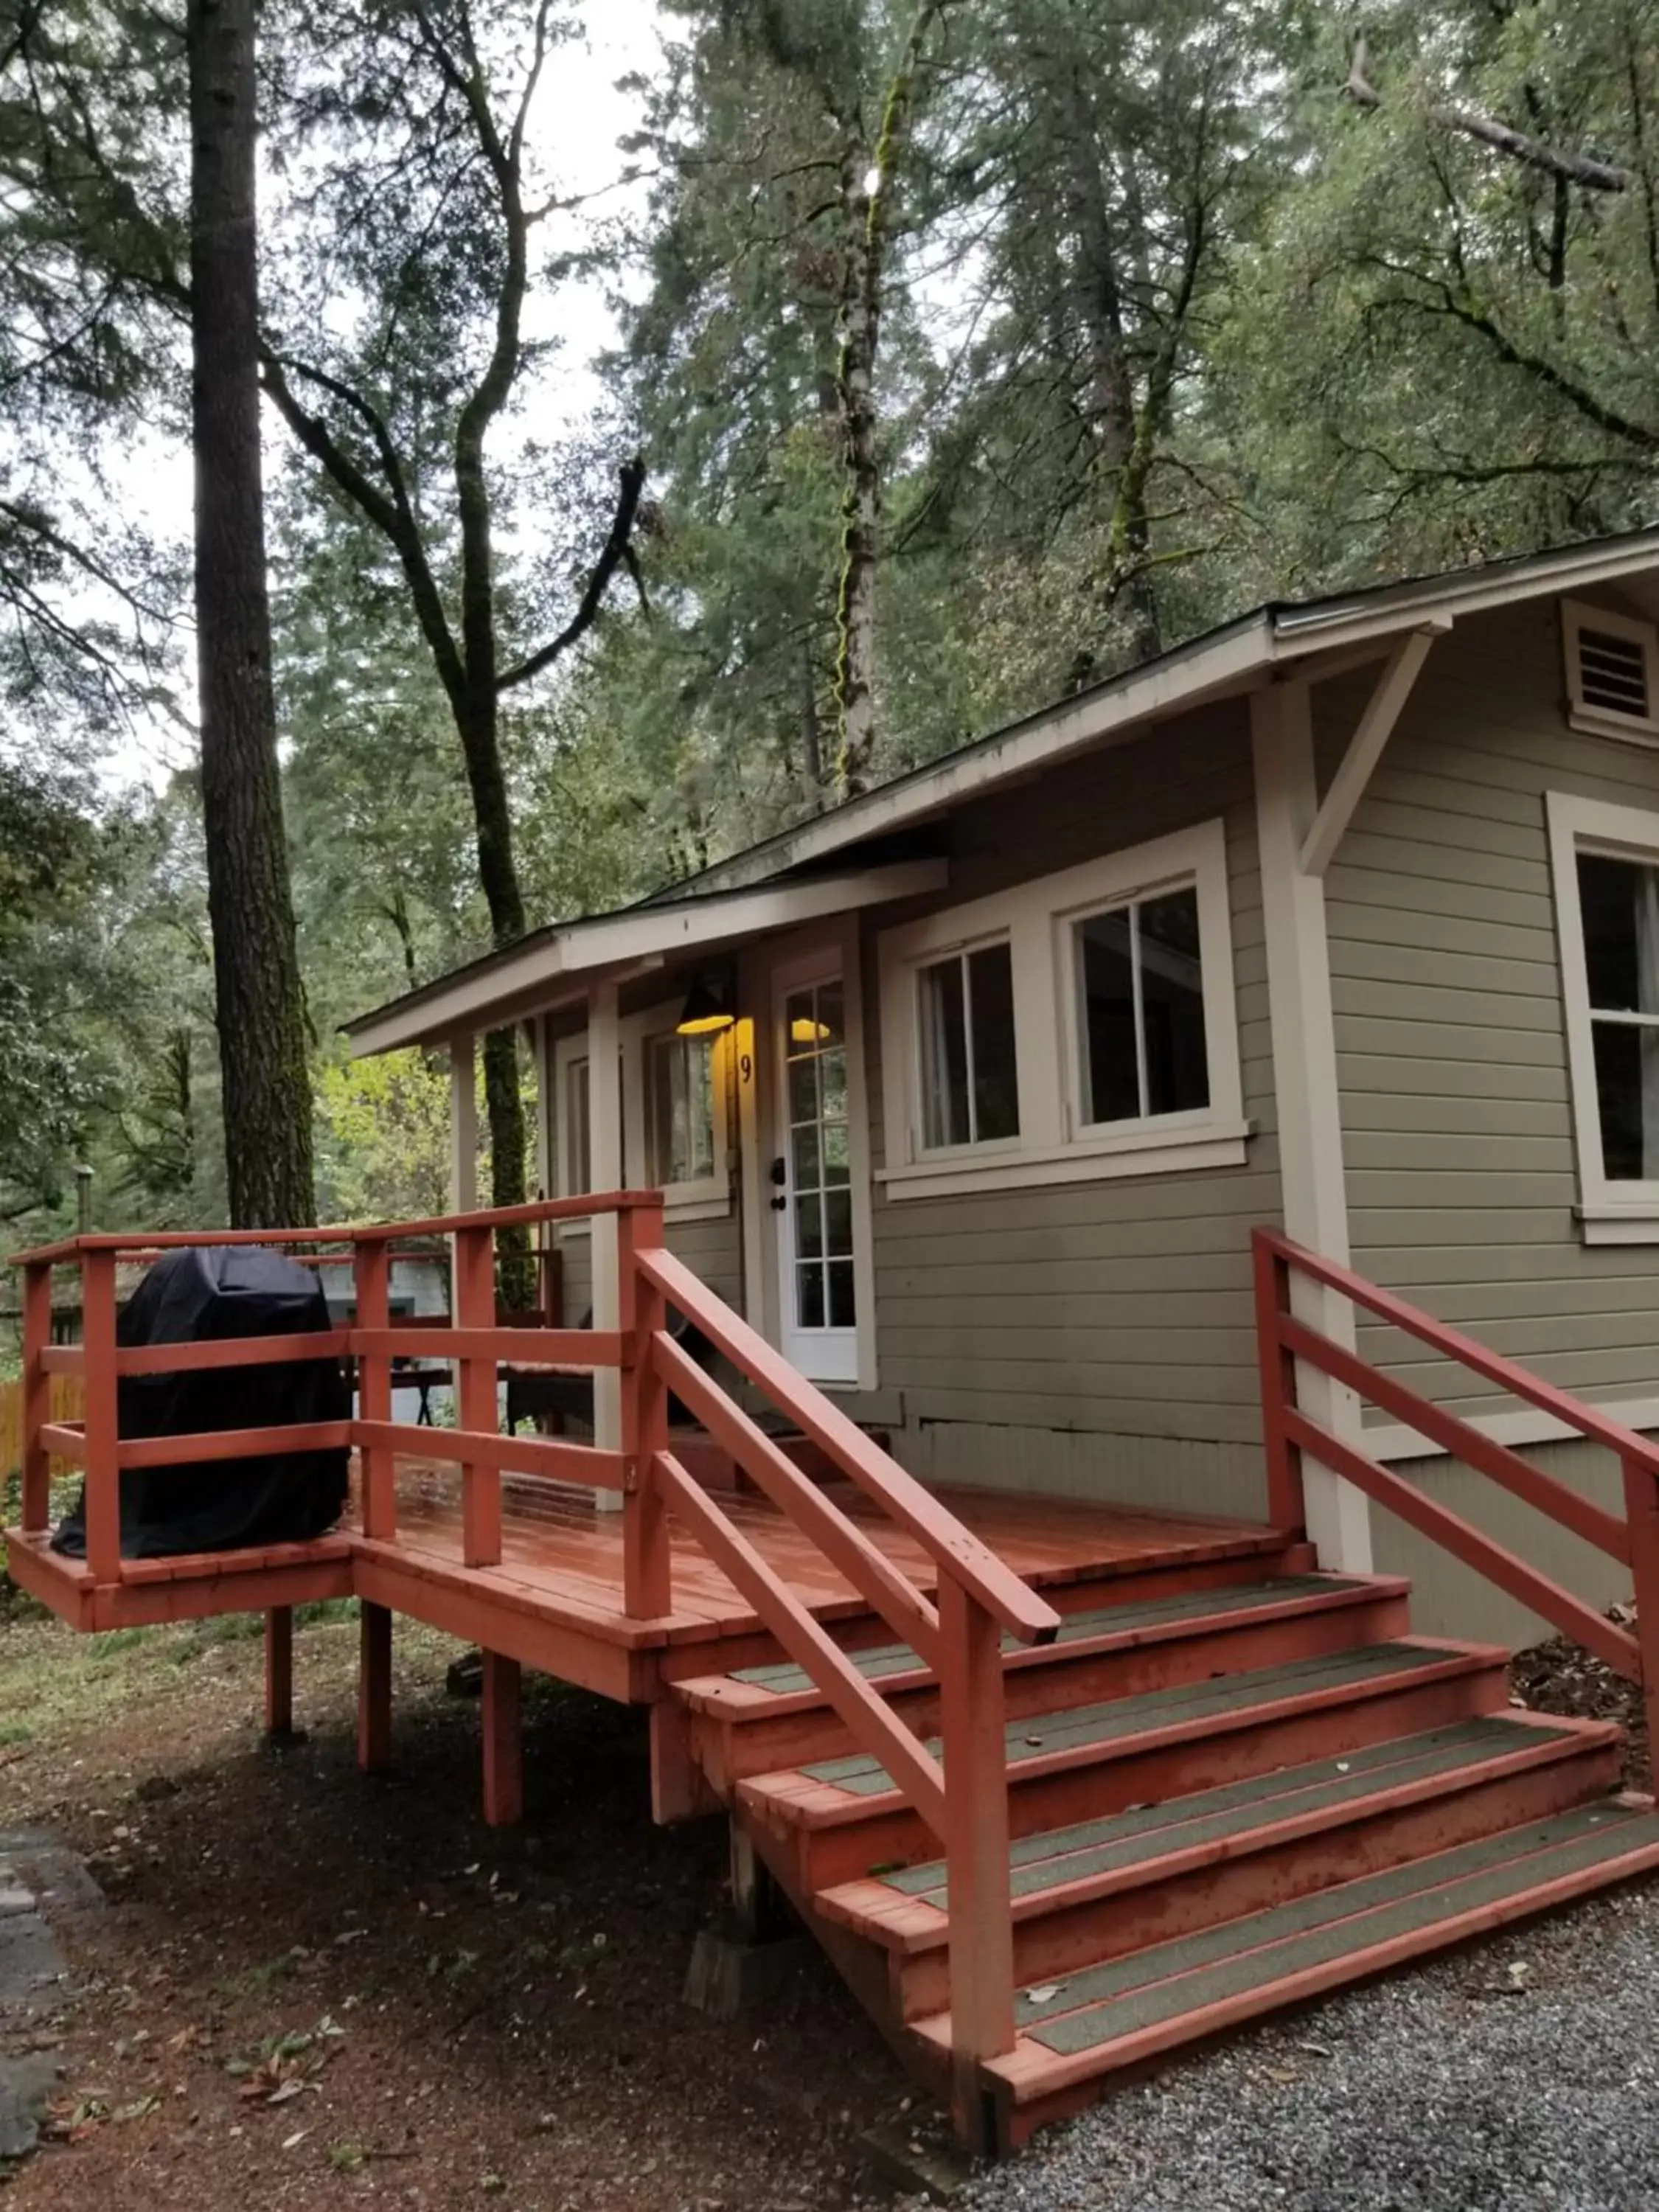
(53, 1245, 350, 1561)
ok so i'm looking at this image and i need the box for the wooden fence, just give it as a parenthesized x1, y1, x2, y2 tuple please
(0, 1372, 85, 1481)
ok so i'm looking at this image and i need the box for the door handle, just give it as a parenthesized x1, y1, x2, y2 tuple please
(770, 1194, 787, 1211)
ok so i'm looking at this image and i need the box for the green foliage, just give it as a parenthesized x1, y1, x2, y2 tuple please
(314, 1050, 453, 1225)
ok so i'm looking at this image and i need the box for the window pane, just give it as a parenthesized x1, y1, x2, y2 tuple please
(1593, 1020, 1659, 1180)
(816, 984, 844, 1048)
(646, 1034, 716, 1185)
(1579, 852, 1659, 1013)
(1075, 911, 1141, 1123)
(1138, 888, 1209, 1114)
(823, 1186, 853, 1259)
(795, 1191, 824, 1258)
(796, 1264, 826, 1329)
(967, 942, 1020, 1141)
(792, 1122, 821, 1190)
(827, 1259, 856, 1328)
(822, 1119, 850, 1183)
(787, 1051, 818, 1124)
(919, 956, 970, 1147)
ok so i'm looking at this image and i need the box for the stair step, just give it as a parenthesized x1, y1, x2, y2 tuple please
(919, 1799, 1659, 2119)
(790, 1641, 1499, 1803)
(697, 1574, 1400, 1708)
(817, 1713, 1617, 1946)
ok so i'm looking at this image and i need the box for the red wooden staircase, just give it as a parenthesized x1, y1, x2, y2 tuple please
(667, 1538, 1657, 2149)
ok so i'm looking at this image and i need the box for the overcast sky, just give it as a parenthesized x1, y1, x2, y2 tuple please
(114, 0, 667, 790)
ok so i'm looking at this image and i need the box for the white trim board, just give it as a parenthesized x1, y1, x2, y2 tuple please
(1365, 1397, 1659, 1463)
(346, 860, 950, 1057)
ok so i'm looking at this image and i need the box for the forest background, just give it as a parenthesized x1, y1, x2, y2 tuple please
(5, 0, 1658, 1252)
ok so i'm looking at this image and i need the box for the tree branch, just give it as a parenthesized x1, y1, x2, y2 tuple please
(259, 351, 468, 705)
(1346, 35, 1630, 192)
(495, 453, 647, 691)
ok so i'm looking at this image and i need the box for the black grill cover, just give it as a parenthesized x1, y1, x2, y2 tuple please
(53, 1245, 351, 1560)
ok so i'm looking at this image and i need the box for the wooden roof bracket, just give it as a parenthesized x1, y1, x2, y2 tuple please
(1297, 616, 1452, 879)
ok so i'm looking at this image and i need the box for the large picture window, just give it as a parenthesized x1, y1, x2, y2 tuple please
(878, 819, 1246, 1199)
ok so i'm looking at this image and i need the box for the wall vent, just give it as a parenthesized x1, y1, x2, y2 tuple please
(1563, 599, 1659, 742)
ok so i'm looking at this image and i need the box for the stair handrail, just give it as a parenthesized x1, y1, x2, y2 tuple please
(1253, 1228, 1659, 1742)
(624, 1229, 1060, 2146)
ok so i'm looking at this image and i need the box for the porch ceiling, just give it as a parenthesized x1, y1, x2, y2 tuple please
(343, 857, 950, 1057)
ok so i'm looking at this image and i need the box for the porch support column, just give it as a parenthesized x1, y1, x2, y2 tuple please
(1251, 680, 1373, 1573)
(449, 1030, 479, 1211)
(589, 978, 624, 1510)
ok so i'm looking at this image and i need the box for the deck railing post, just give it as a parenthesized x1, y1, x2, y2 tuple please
(1253, 1232, 1307, 1536)
(939, 1574, 1014, 2153)
(355, 1239, 395, 1539)
(1621, 1452, 1659, 1761)
(20, 1259, 52, 1532)
(619, 1200, 672, 1619)
(454, 1221, 501, 1567)
(81, 1246, 121, 1585)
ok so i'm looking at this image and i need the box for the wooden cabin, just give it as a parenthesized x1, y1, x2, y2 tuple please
(15, 529, 1659, 2154)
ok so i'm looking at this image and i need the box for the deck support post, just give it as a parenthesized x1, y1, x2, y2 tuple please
(264, 1605, 294, 1737)
(481, 1649, 522, 1826)
(728, 1821, 796, 1944)
(649, 1699, 708, 1824)
(939, 1577, 1015, 2149)
(358, 1600, 392, 1773)
(81, 1247, 122, 1586)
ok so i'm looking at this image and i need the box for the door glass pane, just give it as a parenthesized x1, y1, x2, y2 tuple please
(1138, 888, 1208, 1115)
(795, 1191, 824, 1258)
(787, 1051, 819, 1124)
(782, 976, 857, 1336)
(823, 1186, 853, 1259)
(791, 1122, 821, 1188)
(967, 942, 1019, 1140)
(1075, 910, 1140, 1123)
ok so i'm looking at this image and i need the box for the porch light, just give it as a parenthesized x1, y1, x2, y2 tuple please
(790, 1016, 831, 1045)
(676, 970, 735, 1036)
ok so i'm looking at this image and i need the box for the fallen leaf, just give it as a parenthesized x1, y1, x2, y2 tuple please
(1024, 1983, 1063, 2007)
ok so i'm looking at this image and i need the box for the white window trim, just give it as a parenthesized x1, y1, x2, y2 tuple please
(1547, 788, 1659, 1241)
(552, 1011, 732, 1238)
(1562, 597, 1659, 746)
(877, 819, 1248, 1201)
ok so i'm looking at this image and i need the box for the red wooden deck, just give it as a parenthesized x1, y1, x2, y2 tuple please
(6, 1456, 1281, 1703)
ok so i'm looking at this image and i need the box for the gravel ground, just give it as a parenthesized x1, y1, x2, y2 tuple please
(949, 1879, 1659, 2212)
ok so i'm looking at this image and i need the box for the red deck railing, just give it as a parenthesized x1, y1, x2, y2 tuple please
(12, 1194, 1060, 2133)
(1253, 1228, 1659, 1759)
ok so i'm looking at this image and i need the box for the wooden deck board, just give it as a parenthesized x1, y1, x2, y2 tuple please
(6, 1454, 1282, 1688)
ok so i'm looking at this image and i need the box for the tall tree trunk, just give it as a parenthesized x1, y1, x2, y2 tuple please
(833, 0, 944, 801)
(1060, 72, 1161, 669)
(188, 0, 315, 1230)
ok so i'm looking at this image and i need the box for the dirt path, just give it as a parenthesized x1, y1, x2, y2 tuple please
(0, 1600, 914, 2209)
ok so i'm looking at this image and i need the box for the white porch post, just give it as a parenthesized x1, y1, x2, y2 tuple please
(1251, 682, 1373, 1573)
(448, 1031, 479, 1211)
(588, 979, 624, 1511)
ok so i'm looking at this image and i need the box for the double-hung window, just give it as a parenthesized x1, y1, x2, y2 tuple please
(551, 1011, 728, 1228)
(644, 1029, 719, 1189)
(1548, 791, 1659, 1236)
(879, 819, 1246, 1198)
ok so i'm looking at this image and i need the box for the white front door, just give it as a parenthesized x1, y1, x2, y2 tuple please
(773, 961, 860, 1383)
